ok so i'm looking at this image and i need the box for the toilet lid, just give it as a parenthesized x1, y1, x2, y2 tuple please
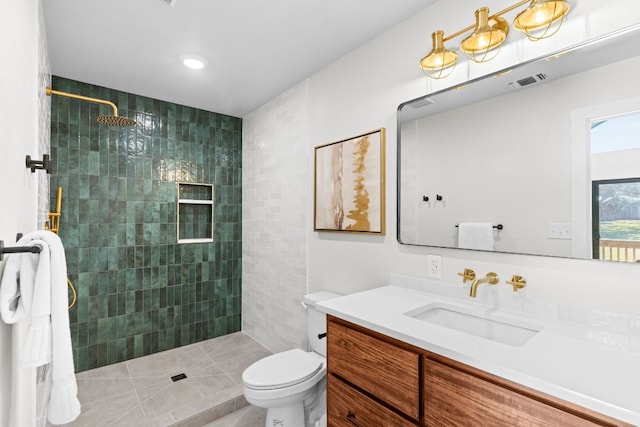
(242, 349, 323, 389)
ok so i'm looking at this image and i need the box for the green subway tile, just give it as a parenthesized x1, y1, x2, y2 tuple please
(179, 325, 188, 346)
(142, 333, 151, 355)
(194, 322, 203, 342)
(88, 151, 100, 175)
(125, 291, 136, 315)
(158, 307, 167, 330)
(97, 343, 108, 366)
(107, 317, 118, 341)
(126, 336, 135, 360)
(149, 269, 159, 291)
(98, 295, 109, 318)
(151, 289, 160, 310)
(231, 314, 241, 333)
(143, 290, 152, 311)
(108, 294, 117, 317)
(133, 334, 143, 358)
(51, 76, 242, 371)
(117, 292, 126, 316)
(85, 320, 97, 347)
(75, 322, 87, 348)
(167, 307, 175, 328)
(97, 318, 108, 343)
(87, 295, 99, 321)
(126, 268, 136, 291)
(108, 338, 125, 364)
(135, 268, 144, 289)
(157, 330, 167, 352)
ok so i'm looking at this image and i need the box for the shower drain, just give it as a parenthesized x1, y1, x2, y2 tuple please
(171, 373, 187, 382)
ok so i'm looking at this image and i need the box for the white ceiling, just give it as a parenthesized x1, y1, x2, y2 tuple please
(42, 0, 437, 118)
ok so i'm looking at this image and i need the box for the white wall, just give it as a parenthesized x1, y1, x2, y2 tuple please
(306, 0, 640, 309)
(0, 0, 50, 424)
(243, 0, 640, 350)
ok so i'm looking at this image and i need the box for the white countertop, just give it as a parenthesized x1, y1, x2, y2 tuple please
(317, 277, 640, 425)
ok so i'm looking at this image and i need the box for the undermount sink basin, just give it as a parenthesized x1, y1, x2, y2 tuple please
(405, 303, 541, 346)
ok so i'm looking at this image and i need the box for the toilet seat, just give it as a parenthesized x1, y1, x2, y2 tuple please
(243, 349, 322, 390)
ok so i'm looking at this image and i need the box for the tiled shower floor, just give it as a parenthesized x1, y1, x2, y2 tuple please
(52, 332, 271, 426)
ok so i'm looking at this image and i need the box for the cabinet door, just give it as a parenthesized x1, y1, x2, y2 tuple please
(328, 375, 417, 427)
(328, 319, 420, 420)
(424, 357, 621, 427)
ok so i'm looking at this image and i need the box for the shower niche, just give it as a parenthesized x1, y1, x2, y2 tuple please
(177, 182, 214, 243)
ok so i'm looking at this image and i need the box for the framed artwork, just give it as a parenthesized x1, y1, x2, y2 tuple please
(314, 128, 386, 234)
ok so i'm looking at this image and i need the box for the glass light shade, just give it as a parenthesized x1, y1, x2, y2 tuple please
(180, 54, 208, 69)
(460, 7, 509, 63)
(420, 30, 458, 79)
(183, 58, 205, 69)
(514, 0, 570, 40)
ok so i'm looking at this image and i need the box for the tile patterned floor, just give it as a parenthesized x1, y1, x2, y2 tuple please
(49, 332, 271, 426)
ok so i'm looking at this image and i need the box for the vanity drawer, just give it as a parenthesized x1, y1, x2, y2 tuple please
(327, 318, 420, 420)
(423, 356, 629, 427)
(327, 375, 417, 427)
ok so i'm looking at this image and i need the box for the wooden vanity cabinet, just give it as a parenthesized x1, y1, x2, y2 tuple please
(423, 355, 629, 427)
(327, 375, 417, 427)
(327, 318, 420, 421)
(326, 316, 632, 427)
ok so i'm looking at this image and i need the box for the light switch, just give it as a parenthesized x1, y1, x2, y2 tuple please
(548, 223, 572, 239)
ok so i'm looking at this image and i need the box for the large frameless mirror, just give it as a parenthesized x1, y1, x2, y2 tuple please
(398, 25, 640, 262)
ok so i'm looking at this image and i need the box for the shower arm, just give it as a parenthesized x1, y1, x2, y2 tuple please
(46, 87, 119, 117)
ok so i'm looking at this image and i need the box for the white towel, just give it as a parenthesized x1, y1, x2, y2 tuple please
(20, 240, 53, 368)
(0, 231, 81, 424)
(0, 240, 52, 367)
(457, 222, 495, 250)
(0, 248, 37, 324)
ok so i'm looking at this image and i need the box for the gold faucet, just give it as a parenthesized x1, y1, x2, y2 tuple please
(457, 268, 476, 283)
(469, 272, 499, 297)
(506, 275, 526, 292)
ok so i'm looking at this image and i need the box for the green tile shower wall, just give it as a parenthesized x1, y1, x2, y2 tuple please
(49, 76, 242, 372)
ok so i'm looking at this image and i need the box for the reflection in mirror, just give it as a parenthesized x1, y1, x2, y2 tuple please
(591, 113, 640, 262)
(397, 25, 640, 261)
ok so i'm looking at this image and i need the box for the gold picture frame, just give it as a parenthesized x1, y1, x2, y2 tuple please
(314, 128, 386, 234)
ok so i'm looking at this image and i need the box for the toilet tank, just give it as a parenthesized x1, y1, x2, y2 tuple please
(304, 291, 341, 357)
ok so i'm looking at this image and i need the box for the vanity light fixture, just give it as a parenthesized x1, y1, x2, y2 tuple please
(513, 0, 570, 40)
(420, 30, 458, 79)
(420, 0, 571, 79)
(460, 7, 509, 64)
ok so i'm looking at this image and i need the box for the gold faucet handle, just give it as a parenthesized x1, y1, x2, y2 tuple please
(457, 268, 476, 283)
(506, 275, 526, 292)
(486, 272, 499, 285)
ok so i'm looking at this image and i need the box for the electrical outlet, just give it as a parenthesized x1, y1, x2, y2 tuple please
(427, 255, 442, 279)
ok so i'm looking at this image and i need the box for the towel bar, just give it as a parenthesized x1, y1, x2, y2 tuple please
(455, 224, 503, 230)
(0, 240, 42, 261)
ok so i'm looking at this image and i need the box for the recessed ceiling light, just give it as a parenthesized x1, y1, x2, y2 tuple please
(181, 55, 207, 70)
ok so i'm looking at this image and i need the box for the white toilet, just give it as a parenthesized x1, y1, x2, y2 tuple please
(242, 292, 340, 427)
